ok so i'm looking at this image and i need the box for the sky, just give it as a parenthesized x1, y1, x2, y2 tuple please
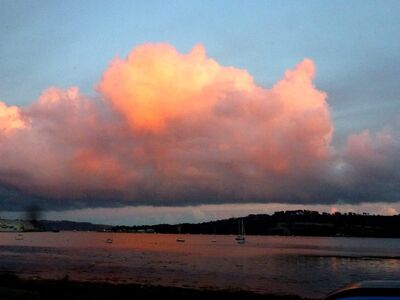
(0, 0, 400, 225)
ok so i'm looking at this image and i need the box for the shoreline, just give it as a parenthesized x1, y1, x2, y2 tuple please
(0, 273, 314, 300)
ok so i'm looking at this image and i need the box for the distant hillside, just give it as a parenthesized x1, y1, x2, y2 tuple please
(13, 210, 400, 238)
(113, 210, 400, 238)
(37, 220, 112, 232)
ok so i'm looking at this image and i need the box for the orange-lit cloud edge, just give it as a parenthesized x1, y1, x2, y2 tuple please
(0, 43, 399, 210)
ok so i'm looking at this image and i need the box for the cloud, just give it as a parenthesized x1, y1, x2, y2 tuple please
(382, 206, 398, 216)
(334, 127, 400, 202)
(98, 43, 333, 204)
(0, 43, 398, 210)
(0, 101, 27, 133)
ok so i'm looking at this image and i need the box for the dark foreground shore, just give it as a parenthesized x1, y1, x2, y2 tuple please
(0, 274, 312, 300)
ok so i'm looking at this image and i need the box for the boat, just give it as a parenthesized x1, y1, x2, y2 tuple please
(235, 219, 245, 244)
(105, 231, 114, 244)
(15, 233, 24, 240)
(211, 227, 217, 243)
(176, 225, 185, 243)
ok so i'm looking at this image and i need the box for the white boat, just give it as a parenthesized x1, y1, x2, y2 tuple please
(235, 219, 245, 244)
(105, 231, 113, 244)
(176, 225, 185, 242)
(15, 233, 24, 240)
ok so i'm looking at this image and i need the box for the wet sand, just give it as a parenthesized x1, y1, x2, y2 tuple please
(0, 274, 311, 300)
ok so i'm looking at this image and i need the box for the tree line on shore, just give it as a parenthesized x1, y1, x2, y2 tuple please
(110, 210, 400, 238)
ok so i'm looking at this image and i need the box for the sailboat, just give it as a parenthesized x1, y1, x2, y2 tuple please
(235, 219, 245, 244)
(176, 225, 185, 242)
(105, 231, 113, 244)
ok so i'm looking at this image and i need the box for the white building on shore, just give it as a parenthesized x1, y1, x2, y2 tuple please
(0, 219, 36, 232)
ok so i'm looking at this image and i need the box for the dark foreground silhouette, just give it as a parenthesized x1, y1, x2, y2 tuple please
(0, 274, 311, 300)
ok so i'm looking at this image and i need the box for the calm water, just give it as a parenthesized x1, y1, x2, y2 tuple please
(1, 232, 400, 298)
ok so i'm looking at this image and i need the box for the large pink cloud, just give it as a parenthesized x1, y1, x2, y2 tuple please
(3, 43, 397, 209)
(98, 44, 333, 203)
(99, 44, 332, 172)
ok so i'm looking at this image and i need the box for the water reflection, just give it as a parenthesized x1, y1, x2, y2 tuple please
(1, 233, 400, 298)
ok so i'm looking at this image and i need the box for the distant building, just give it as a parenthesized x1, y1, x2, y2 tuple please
(0, 219, 36, 232)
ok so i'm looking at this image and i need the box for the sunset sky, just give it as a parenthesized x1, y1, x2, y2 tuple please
(1, 1, 400, 225)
